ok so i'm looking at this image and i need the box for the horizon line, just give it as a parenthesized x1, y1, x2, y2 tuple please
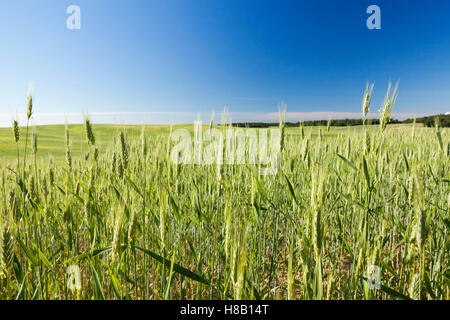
(0, 111, 439, 127)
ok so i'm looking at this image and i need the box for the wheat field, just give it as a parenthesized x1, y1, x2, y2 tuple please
(0, 104, 449, 300)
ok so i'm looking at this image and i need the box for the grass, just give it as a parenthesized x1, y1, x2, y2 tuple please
(0, 124, 193, 161)
(0, 120, 448, 300)
(0, 123, 421, 160)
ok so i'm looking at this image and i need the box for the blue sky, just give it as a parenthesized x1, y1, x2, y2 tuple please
(1, 0, 449, 125)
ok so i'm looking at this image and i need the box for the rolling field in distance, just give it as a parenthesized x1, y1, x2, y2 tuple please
(0, 124, 189, 161)
(0, 123, 428, 160)
(0, 120, 448, 300)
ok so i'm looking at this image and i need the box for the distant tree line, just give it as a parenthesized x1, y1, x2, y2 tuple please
(402, 114, 450, 128)
(232, 114, 450, 128)
(232, 118, 398, 128)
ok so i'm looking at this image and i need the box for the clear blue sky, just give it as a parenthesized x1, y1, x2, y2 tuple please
(1, 0, 449, 125)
